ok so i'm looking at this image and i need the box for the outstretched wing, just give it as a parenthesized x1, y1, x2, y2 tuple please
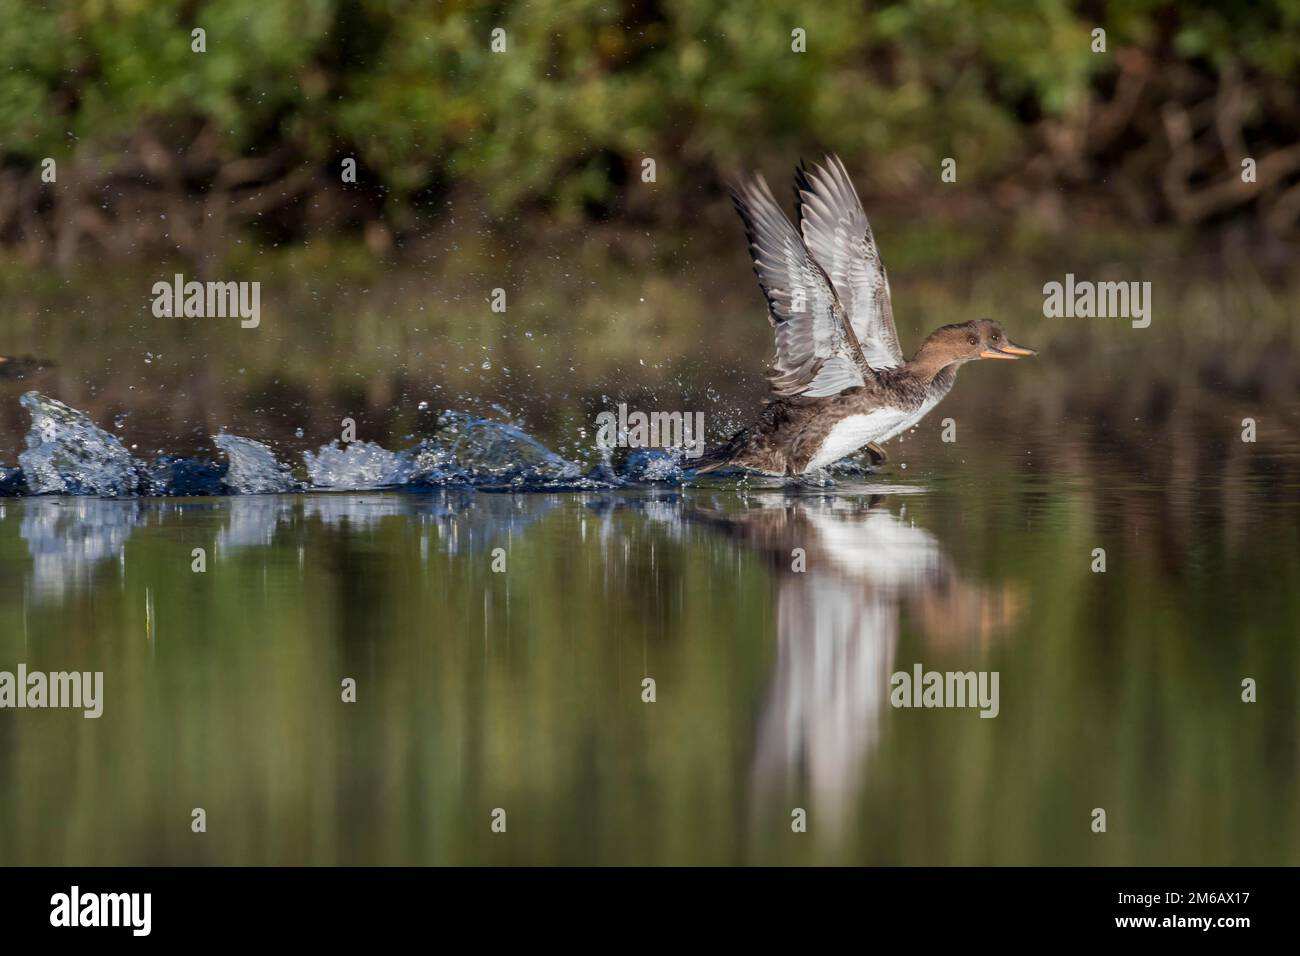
(794, 155, 904, 369)
(731, 173, 871, 398)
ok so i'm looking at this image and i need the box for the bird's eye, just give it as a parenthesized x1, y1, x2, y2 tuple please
(967, 336, 978, 346)
(991, 333, 1000, 341)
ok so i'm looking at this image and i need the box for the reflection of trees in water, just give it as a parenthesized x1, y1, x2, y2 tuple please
(690, 496, 1022, 842)
(979, 340, 1300, 571)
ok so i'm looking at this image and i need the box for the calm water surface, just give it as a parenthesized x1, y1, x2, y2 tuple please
(2, 420, 1297, 864)
(1, 244, 1298, 864)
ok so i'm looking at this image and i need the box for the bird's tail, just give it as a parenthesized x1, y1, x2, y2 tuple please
(690, 451, 733, 474)
(689, 430, 746, 474)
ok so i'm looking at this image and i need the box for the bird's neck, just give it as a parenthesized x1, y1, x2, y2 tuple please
(906, 345, 961, 386)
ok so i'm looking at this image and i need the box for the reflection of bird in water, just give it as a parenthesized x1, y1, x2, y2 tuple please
(0, 355, 54, 380)
(691, 496, 1022, 842)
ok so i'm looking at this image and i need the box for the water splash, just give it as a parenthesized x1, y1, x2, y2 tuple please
(437, 411, 581, 483)
(304, 440, 412, 490)
(17, 391, 141, 496)
(621, 449, 684, 484)
(1, 393, 888, 497)
(212, 433, 298, 494)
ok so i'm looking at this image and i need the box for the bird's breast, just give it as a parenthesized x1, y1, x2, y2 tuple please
(802, 407, 909, 472)
(877, 390, 947, 443)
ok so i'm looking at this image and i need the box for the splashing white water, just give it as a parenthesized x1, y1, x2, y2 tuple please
(213, 432, 296, 494)
(6, 393, 859, 498)
(441, 412, 580, 481)
(17, 392, 140, 496)
(304, 440, 412, 490)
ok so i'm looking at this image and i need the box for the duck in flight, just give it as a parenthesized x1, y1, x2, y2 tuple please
(696, 155, 1036, 477)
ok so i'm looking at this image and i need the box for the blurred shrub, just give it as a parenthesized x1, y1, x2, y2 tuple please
(0, 0, 1298, 258)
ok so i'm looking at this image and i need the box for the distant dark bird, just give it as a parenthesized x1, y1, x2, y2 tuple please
(696, 155, 1036, 476)
(0, 355, 54, 380)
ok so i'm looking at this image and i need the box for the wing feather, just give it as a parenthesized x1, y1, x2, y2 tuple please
(794, 155, 904, 370)
(731, 173, 867, 398)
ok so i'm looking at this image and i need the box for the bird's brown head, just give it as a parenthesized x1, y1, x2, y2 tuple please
(975, 319, 1037, 361)
(910, 320, 1036, 379)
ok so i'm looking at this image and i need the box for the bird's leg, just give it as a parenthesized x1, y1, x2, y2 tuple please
(865, 441, 888, 465)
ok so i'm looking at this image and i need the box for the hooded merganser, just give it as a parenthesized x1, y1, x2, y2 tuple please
(696, 155, 1036, 476)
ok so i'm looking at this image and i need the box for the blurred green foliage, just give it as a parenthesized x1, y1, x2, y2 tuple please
(0, 0, 1298, 221)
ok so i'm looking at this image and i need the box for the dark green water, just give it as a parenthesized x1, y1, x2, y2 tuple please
(1, 423, 1297, 863)
(1, 248, 1298, 864)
